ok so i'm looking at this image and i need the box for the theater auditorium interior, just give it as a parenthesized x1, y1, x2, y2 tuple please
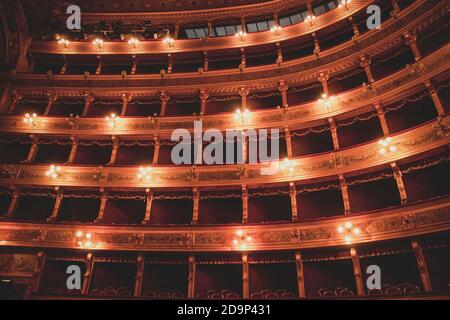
(0, 0, 449, 301)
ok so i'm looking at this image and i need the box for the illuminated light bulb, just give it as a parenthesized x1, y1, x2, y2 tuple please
(46, 165, 62, 179)
(345, 222, 353, 229)
(338, 0, 352, 9)
(23, 113, 38, 125)
(86, 233, 92, 239)
(305, 15, 316, 25)
(246, 236, 253, 242)
(344, 236, 352, 244)
(58, 38, 70, 47)
(163, 36, 175, 47)
(232, 239, 239, 245)
(234, 108, 251, 124)
(270, 25, 282, 35)
(353, 228, 361, 236)
(137, 167, 152, 181)
(235, 30, 247, 41)
(318, 94, 335, 112)
(76, 231, 83, 238)
(378, 137, 396, 155)
(106, 113, 119, 128)
(93, 38, 104, 48)
(337, 226, 344, 234)
(128, 37, 139, 48)
(236, 230, 244, 237)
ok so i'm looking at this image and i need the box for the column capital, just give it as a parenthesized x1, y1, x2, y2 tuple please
(121, 93, 131, 103)
(359, 55, 372, 67)
(239, 86, 250, 97)
(199, 89, 209, 101)
(160, 91, 170, 102)
(84, 92, 94, 103)
(402, 31, 417, 45)
(317, 72, 329, 83)
(278, 80, 289, 93)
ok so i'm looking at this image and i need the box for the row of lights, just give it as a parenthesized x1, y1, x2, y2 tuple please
(337, 222, 360, 244)
(58, 36, 175, 49)
(75, 231, 94, 247)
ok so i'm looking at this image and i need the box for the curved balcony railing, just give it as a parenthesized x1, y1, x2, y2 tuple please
(0, 196, 448, 251)
(0, 116, 447, 188)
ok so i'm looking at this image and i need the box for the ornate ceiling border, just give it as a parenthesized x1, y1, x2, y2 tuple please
(0, 197, 449, 251)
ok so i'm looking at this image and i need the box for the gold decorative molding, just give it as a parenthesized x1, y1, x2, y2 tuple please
(0, 197, 449, 251)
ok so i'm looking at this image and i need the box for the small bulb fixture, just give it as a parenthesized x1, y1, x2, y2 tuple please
(270, 25, 282, 35)
(234, 108, 251, 124)
(235, 30, 247, 41)
(23, 113, 37, 125)
(76, 231, 95, 248)
(318, 93, 335, 112)
(305, 15, 316, 25)
(137, 167, 152, 181)
(106, 113, 119, 128)
(128, 37, 139, 48)
(45, 165, 62, 179)
(338, 0, 352, 9)
(232, 230, 253, 251)
(378, 137, 397, 155)
(58, 38, 70, 47)
(280, 158, 296, 173)
(163, 36, 175, 47)
(337, 222, 361, 245)
(93, 38, 104, 48)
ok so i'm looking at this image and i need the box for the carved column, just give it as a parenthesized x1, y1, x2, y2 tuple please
(374, 103, 390, 136)
(5, 190, 19, 219)
(276, 42, 283, 65)
(25, 251, 46, 298)
(403, 31, 421, 61)
(200, 89, 209, 115)
(188, 255, 196, 298)
(295, 251, 306, 298)
(48, 187, 63, 222)
(160, 92, 170, 116)
(360, 55, 374, 83)
(44, 93, 58, 115)
(241, 17, 246, 33)
(67, 137, 78, 164)
(192, 188, 199, 224)
(242, 185, 248, 224)
(318, 72, 329, 96)
(207, 22, 212, 38)
(239, 86, 249, 110)
(348, 16, 359, 37)
(174, 24, 180, 40)
(7, 92, 22, 114)
(339, 174, 351, 215)
(120, 93, 130, 116)
(278, 81, 289, 108)
(391, 0, 401, 14)
(81, 253, 94, 295)
(142, 189, 153, 224)
(167, 54, 173, 74)
(60, 62, 67, 75)
(108, 136, 119, 165)
(424, 80, 445, 116)
(95, 190, 108, 223)
(411, 240, 432, 292)
(312, 32, 320, 56)
(289, 182, 298, 221)
(240, 48, 246, 68)
(328, 118, 340, 150)
(25, 135, 39, 164)
(82, 93, 94, 117)
(131, 55, 137, 75)
(203, 51, 209, 72)
(350, 247, 365, 296)
(242, 253, 249, 299)
(284, 127, 293, 158)
(134, 254, 145, 297)
(391, 162, 408, 205)
(152, 136, 160, 164)
(95, 56, 102, 75)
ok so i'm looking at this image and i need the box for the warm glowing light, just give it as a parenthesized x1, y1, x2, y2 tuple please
(45, 165, 62, 179)
(270, 25, 282, 35)
(93, 38, 104, 48)
(106, 113, 119, 128)
(23, 113, 37, 125)
(128, 37, 140, 48)
(305, 14, 316, 25)
(378, 137, 397, 155)
(232, 230, 253, 251)
(280, 158, 296, 173)
(76, 231, 95, 247)
(234, 108, 251, 124)
(235, 30, 247, 41)
(58, 38, 70, 47)
(318, 93, 335, 111)
(163, 36, 175, 47)
(137, 167, 152, 181)
(338, 0, 352, 9)
(337, 222, 361, 245)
